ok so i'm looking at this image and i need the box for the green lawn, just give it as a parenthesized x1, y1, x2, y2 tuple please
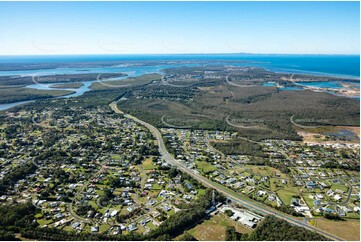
(346, 212, 360, 219)
(35, 213, 43, 219)
(37, 219, 53, 226)
(167, 210, 176, 216)
(146, 221, 157, 230)
(196, 161, 217, 173)
(89, 200, 99, 210)
(143, 157, 156, 170)
(197, 189, 206, 196)
(112, 154, 121, 160)
(62, 226, 74, 232)
(99, 224, 110, 233)
(302, 193, 316, 208)
(152, 184, 162, 190)
(276, 188, 299, 205)
(331, 183, 349, 193)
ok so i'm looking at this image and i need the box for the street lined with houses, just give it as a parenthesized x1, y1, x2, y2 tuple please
(110, 100, 350, 241)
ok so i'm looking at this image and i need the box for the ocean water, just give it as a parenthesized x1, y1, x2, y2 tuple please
(0, 54, 359, 78)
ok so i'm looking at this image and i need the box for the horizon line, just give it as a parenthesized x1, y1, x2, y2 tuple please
(0, 52, 360, 57)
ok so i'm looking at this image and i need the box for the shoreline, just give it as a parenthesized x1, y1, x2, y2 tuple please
(0, 56, 359, 80)
(270, 68, 359, 81)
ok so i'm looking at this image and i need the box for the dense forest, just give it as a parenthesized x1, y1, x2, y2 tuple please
(0, 162, 37, 195)
(119, 74, 359, 142)
(211, 139, 266, 157)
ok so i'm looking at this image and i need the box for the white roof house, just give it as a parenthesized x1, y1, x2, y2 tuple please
(110, 210, 118, 217)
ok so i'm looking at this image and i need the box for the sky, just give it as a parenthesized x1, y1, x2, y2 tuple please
(0, 1, 359, 55)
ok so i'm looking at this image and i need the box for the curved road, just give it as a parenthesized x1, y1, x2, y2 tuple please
(290, 115, 319, 129)
(110, 100, 344, 241)
(225, 73, 258, 87)
(225, 114, 263, 129)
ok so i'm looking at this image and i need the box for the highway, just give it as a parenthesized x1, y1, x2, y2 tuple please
(110, 100, 344, 241)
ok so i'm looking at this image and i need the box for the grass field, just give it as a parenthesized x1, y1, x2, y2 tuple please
(112, 154, 121, 160)
(99, 224, 110, 233)
(276, 187, 299, 205)
(143, 157, 156, 170)
(331, 183, 349, 193)
(196, 161, 217, 174)
(302, 193, 316, 208)
(197, 189, 206, 196)
(314, 218, 360, 241)
(37, 219, 53, 226)
(146, 221, 157, 230)
(244, 165, 288, 178)
(89, 200, 99, 210)
(185, 213, 252, 241)
(308, 219, 317, 226)
(270, 178, 279, 191)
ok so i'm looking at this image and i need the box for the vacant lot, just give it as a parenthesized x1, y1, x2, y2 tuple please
(236, 165, 288, 178)
(313, 218, 360, 241)
(186, 213, 252, 241)
(196, 161, 217, 174)
(143, 157, 155, 170)
(276, 186, 300, 205)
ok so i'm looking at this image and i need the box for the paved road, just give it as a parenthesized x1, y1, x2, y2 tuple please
(342, 180, 353, 205)
(110, 100, 344, 241)
(68, 162, 105, 223)
(328, 178, 353, 206)
(68, 203, 90, 223)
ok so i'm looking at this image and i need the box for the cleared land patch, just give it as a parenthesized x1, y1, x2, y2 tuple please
(185, 213, 252, 241)
(314, 218, 360, 241)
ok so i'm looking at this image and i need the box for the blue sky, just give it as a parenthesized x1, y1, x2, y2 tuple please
(0, 1, 359, 55)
